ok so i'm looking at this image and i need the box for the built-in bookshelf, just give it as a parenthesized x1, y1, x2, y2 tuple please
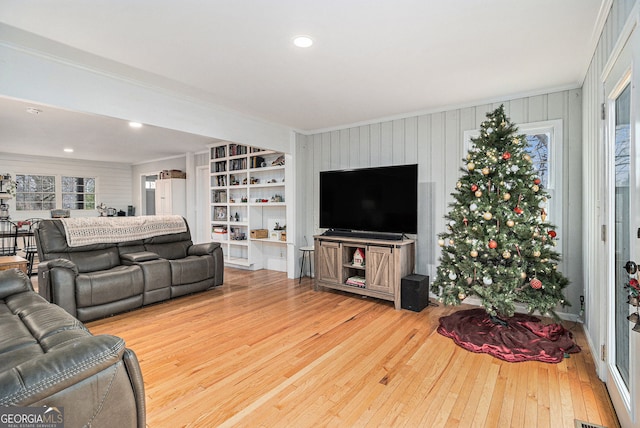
(210, 142, 288, 271)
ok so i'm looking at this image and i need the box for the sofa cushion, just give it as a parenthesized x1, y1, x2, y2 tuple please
(145, 241, 190, 260)
(0, 270, 32, 299)
(68, 247, 122, 273)
(0, 312, 39, 372)
(0, 291, 90, 373)
(36, 219, 118, 260)
(76, 265, 144, 308)
(170, 255, 215, 285)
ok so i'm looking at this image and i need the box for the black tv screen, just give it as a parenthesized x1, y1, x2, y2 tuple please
(319, 164, 418, 235)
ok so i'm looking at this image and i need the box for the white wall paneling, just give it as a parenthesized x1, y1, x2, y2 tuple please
(297, 88, 583, 320)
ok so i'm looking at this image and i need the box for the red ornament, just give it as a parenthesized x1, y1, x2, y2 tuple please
(470, 184, 478, 192)
(502, 152, 511, 160)
(630, 278, 640, 290)
(530, 278, 542, 289)
(488, 240, 498, 249)
(547, 230, 557, 238)
(534, 178, 541, 185)
(514, 206, 523, 215)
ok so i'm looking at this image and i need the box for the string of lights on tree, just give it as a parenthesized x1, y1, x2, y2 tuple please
(430, 105, 570, 321)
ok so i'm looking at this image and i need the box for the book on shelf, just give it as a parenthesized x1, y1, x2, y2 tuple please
(230, 158, 247, 171)
(345, 276, 366, 288)
(229, 144, 247, 156)
(213, 146, 226, 159)
(213, 190, 227, 203)
(250, 156, 265, 168)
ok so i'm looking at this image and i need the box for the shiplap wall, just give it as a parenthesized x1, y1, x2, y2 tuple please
(296, 89, 582, 317)
(581, 0, 637, 374)
(0, 152, 132, 219)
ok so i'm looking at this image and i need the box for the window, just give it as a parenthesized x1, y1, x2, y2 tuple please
(524, 133, 549, 189)
(15, 174, 56, 210)
(464, 119, 563, 225)
(62, 176, 96, 210)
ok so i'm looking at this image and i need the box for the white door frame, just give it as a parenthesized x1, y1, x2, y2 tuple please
(139, 172, 158, 215)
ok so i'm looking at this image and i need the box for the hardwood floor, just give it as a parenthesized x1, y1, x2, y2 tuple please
(87, 268, 619, 428)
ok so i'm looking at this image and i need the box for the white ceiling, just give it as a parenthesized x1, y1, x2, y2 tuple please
(0, 0, 606, 163)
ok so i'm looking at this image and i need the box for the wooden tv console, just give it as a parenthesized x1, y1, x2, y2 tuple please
(314, 235, 415, 309)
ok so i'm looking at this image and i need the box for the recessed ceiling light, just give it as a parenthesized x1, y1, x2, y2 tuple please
(63, 148, 74, 153)
(129, 122, 143, 128)
(293, 35, 313, 48)
(26, 107, 42, 115)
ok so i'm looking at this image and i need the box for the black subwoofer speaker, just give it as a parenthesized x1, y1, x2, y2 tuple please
(401, 274, 429, 312)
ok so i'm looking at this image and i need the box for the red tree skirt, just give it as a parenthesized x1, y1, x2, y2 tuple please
(437, 308, 581, 363)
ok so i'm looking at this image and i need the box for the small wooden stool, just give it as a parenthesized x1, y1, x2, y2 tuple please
(299, 246, 314, 284)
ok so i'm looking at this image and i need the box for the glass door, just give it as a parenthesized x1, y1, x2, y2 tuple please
(605, 23, 640, 428)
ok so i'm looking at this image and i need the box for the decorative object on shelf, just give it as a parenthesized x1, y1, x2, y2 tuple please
(272, 155, 285, 166)
(159, 169, 186, 179)
(230, 228, 246, 240)
(235, 212, 240, 222)
(0, 175, 16, 199)
(250, 229, 268, 239)
(0, 174, 17, 220)
(345, 276, 366, 288)
(271, 194, 284, 202)
(97, 203, 107, 216)
(214, 206, 227, 220)
(352, 248, 365, 267)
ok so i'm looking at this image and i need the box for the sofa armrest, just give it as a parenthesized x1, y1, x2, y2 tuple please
(0, 335, 125, 405)
(0, 334, 146, 426)
(121, 251, 160, 264)
(123, 348, 147, 428)
(38, 258, 79, 317)
(188, 242, 221, 256)
(0, 269, 33, 299)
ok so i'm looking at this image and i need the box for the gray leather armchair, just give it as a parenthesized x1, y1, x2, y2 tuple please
(0, 268, 145, 427)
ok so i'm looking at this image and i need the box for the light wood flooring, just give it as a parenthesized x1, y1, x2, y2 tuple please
(86, 268, 619, 428)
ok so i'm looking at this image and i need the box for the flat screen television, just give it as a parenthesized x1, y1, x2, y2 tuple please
(319, 164, 418, 237)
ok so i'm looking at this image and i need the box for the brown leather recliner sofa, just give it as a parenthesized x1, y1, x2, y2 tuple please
(0, 268, 145, 427)
(35, 215, 224, 322)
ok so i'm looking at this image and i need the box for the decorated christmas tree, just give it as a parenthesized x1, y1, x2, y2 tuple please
(431, 105, 570, 321)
